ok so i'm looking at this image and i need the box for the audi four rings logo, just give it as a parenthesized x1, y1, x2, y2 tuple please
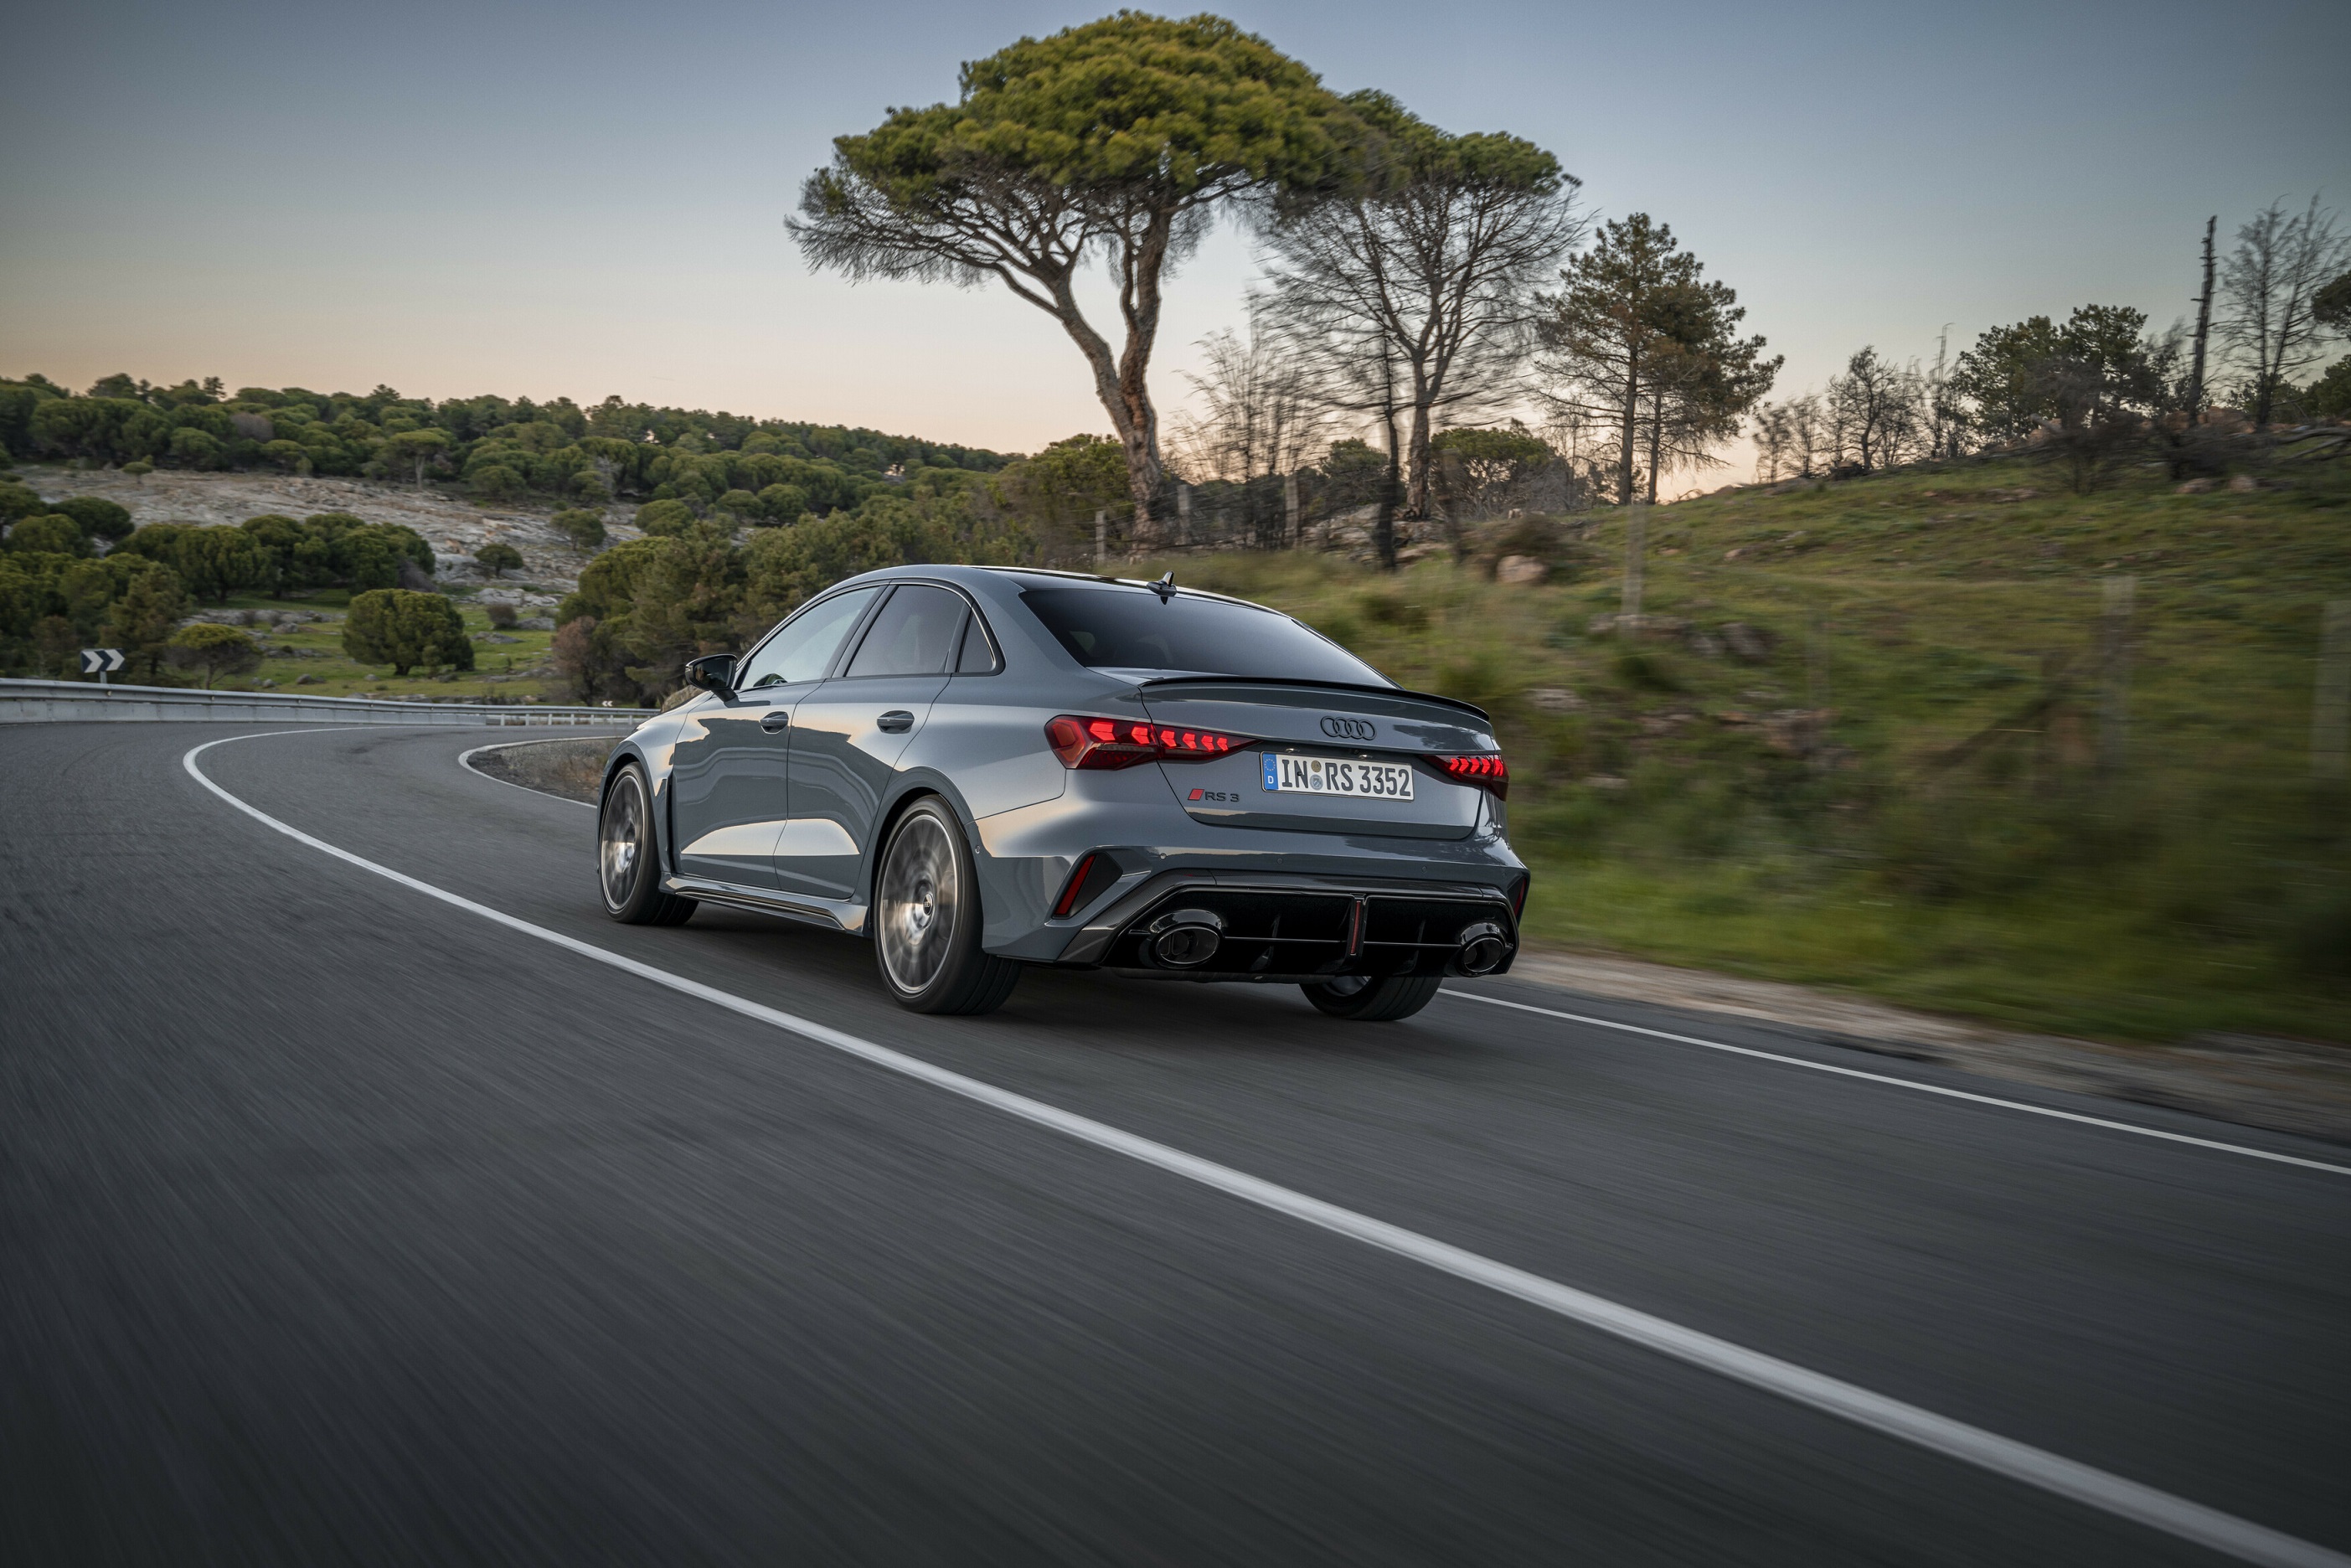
(1319, 715, 1376, 741)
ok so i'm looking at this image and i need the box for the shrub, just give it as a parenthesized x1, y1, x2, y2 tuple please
(56, 495, 133, 544)
(470, 464, 523, 501)
(484, 600, 518, 628)
(476, 542, 523, 577)
(122, 461, 154, 481)
(343, 588, 474, 676)
(0, 482, 47, 521)
(165, 622, 260, 688)
(8, 514, 87, 555)
(551, 508, 606, 549)
(634, 498, 697, 537)
(105, 565, 188, 678)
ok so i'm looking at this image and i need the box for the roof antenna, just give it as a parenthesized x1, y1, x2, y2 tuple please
(1151, 570, 1176, 603)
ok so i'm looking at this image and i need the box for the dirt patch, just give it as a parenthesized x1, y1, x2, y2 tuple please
(1507, 950, 2351, 1148)
(471, 737, 624, 803)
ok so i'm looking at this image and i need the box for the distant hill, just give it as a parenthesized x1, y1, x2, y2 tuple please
(0, 373, 1015, 524)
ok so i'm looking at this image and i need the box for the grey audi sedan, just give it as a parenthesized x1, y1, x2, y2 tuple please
(595, 565, 1525, 1019)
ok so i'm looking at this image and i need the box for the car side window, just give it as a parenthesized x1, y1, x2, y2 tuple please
(955, 609, 998, 673)
(736, 587, 881, 689)
(843, 585, 965, 678)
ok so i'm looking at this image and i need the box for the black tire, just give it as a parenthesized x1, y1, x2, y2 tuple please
(873, 797, 1020, 1015)
(599, 763, 697, 926)
(1300, 972, 1442, 1021)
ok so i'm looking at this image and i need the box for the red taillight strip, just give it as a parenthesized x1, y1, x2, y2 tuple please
(1426, 752, 1509, 800)
(1047, 715, 1252, 770)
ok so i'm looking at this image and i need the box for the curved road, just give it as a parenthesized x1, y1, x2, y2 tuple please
(3, 721, 2347, 1565)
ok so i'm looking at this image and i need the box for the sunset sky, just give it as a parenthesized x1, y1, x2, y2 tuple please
(3, 0, 2343, 478)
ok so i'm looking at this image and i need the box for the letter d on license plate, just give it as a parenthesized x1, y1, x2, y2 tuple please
(1261, 752, 1414, 800)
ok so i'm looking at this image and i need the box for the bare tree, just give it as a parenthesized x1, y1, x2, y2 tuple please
(1166, 300, 1328, 547)
(2220, 194, 2350, 427)
(1262, 91, 1582, 538)
(1823, 347, 1921, 472)
(1753, 395, 1823, 482)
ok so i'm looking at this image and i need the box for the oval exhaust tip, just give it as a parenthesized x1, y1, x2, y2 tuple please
(1147, 908, 1224, 968)
(1456, 922, 1508, 976)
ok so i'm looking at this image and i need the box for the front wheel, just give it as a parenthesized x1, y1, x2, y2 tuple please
(1300, 972, 1442, 1022)
(599, 763, 696, 926)
(874, 798, 1020, 1015)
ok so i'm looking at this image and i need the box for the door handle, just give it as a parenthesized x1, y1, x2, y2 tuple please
(877, 710, 915, 734)
(760, 710, 791, 733)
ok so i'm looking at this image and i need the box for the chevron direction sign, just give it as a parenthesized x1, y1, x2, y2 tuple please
(80, 647, 126, 677)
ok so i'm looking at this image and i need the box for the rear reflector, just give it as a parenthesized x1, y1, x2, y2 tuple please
(1046, 715, 1252, 770)
(1427, 751, 1509, 799)
(1052, 853, 1098, 917)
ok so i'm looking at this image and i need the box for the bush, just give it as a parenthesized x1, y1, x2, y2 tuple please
(470, 464, 523, 501)
(56, 495, 132, 544)
(552, 508, 606, 549)
(8, 514, 87, 555)
(476, 542, 523, 577)
(343, 588, 474, 675)
(634, 498, 697, 537)
(165, 622, 260, 688)
(484, 600, 518, 628)
(0, 482, 47, 521)
(122, 461, 154, 480)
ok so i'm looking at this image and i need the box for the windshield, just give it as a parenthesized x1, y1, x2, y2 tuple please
(1020, 586, 1384, 684)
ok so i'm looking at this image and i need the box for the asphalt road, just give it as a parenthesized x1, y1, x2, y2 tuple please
(4, 720, 2347, 1566)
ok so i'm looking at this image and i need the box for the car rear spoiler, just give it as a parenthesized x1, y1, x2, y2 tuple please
(1135, 675, 1493, 725)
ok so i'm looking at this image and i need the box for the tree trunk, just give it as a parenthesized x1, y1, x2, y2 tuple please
(1403, 392, 1433, 520)
(1375, 410, 1401, 572)
(1616, 346, 1642, 506)
(2187, 215, 2215, 425)
(1644, 382, 1664, 505)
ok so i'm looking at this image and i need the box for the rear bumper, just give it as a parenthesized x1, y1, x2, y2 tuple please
(1049, 868, 1521, 982)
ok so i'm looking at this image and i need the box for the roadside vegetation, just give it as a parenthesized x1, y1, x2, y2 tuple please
(1165, 456, 2351, 1046)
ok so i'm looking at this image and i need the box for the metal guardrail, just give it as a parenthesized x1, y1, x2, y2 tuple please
(0, 677, 654, 728)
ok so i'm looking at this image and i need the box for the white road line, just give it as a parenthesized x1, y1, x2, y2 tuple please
(181, 731, 2348, 1568)
(1440, 988, 2351, 1179)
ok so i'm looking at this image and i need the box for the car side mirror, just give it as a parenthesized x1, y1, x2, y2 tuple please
(684, 653, 738, 698)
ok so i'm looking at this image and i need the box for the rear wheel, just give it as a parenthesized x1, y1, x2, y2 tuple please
(874, 798, 1020, 1015)
(1300, 972, 1441, 1022)
(600, 763, 696, 926)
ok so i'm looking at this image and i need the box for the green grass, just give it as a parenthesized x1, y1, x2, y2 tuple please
(194, 585, 563, 702)
(1154, 456, 2351, 1045)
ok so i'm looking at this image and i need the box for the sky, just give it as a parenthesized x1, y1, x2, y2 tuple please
(2, 0, 2345, 480)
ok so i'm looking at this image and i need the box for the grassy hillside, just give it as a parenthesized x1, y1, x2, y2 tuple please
(1163, 456, 2351, 1045)
(183, 585, 564, 700)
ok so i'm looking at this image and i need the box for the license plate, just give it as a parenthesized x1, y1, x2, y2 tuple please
(1261, 753, 1415, 800)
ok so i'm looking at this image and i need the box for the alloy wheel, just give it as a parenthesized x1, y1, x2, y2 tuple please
(600, 772, 646, 910)
(879, 812, 957, 994)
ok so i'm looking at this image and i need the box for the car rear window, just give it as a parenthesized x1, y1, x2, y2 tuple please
(1020, 586, 1383, 683)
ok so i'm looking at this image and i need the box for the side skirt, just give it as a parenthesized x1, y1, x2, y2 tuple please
(663, 874, 869, 936)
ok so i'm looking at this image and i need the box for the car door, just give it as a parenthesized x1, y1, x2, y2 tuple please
(666, 585, 881, 890)
(781, 583, 967, 902)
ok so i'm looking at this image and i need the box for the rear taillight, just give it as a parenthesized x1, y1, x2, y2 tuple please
(1046, 715, 1252, 770)
(1429, 752, 1509, 799)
